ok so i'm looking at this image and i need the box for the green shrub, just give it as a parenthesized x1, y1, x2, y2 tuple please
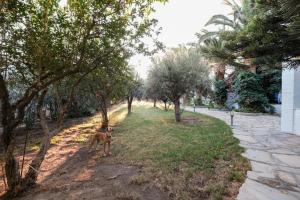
(208, 101, 215, 109)
(213, 79, 227, 107)
(233, 72, 269, 113)
(194, 97, 203, 106)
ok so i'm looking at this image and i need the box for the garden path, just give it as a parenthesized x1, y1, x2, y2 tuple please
(185, 107, 300, 200)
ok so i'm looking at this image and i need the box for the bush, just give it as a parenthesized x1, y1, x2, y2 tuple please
(208, 101, 215, 109)
(233, 72, 270, 113)
(194, 97, 203, 106)
(213, 79, 227, 107)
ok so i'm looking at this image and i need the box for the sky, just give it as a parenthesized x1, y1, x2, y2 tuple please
(130, 0, 231, 79)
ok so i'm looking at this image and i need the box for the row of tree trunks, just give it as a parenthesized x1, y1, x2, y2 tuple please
(164, 101, 167, 111)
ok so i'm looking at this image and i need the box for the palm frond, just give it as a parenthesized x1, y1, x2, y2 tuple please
(199, 39, 235, 64)
(196, 29, 219, 42)
(205, 14, 234, 28)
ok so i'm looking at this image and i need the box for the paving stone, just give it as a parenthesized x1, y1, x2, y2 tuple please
(268, 148, 297, 155)
(247, 171, 275, 181)
(244, 149, 274, 164)
(277, 166, 300, 175)
(273, 154, 300, 168)
(235, 135, 256, 143)
(286, 191, 300, 199)
(237, 179, 299, 200)
(278, 171, 298, 186)
(251, 161, 274, 173)
(234, 130, 252, 136)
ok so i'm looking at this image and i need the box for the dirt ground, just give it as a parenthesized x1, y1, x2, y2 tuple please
(0, 108, 168, 200)
(15, 147, 167, 200)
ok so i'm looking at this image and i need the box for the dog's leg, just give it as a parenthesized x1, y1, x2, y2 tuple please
(95, 140, 100, 150)
(88, 136, 96, 152)
(103, 143, 107, 156)
(108, 141, 111, 155)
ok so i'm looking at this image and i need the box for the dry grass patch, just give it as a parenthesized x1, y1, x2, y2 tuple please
(115, 191, 140, 200)
(129, 174, 149, 185)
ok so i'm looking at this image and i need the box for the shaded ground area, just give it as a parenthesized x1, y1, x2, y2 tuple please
(16, 149, 166, 200)
(1, 103, 249, 200)
(185, 106, 300, 200)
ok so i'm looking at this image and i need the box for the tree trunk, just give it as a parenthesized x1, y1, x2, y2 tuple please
(1, 75, 22, 197)
(21, 90, 51, 189)
(127, 96, 133, 114)
(153, 99, 156, 108)
(100, 107, 109, 130)
(55, 76, 83, 131)
(164, 101, 167, 111)
(98, 97, 110, 130)
(57, 105, 66, 131)
(216, 64, 226, 80)
(4, 137, 21, 197)
(174, 98, 181, 122)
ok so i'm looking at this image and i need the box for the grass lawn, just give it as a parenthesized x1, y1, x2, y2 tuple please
(109, 103, 250, 200)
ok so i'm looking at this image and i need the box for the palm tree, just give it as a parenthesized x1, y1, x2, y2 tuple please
(196, 0, 255, 79)
(197, 0, 250, 42)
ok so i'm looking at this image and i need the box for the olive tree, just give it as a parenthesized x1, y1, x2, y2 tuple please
(148, 47, 210, 122)
(88, 63, 131, 129)
(125, 71, 143, 114)
(146, 65, 169, 109)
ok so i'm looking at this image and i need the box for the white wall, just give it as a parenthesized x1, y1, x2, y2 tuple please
(281, 67, 300, 135)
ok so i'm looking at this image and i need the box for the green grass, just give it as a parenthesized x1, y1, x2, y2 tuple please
(111, 103, 250, 199)
(114, 105, 244, 172)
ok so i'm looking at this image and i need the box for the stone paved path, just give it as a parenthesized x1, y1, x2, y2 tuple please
(185, 107, 300, 200)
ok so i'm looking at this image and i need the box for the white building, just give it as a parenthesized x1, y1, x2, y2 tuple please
(281, 66, 300, 135)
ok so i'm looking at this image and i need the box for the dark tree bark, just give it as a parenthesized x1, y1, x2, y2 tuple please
(100, 100, 109, 130)
(97, 93, 110, 131)
(0, 74, 21, 197)
(153, 99, 156, 108)
(127, 96, 133, 114)
(21, 90, 50, 188)
(164, 101, 167, 111)
(216, 64, 226, 80)
(174, 98, 181, 122)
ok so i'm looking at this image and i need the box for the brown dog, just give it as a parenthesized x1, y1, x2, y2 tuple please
(88, 127, 113, 156)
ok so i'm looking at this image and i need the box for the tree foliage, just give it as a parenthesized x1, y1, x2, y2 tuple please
(147, 47, 210, 122)
(0, 0, 166, 197)
(233, 72, 270, 112)
(213, 79, 227, 107)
